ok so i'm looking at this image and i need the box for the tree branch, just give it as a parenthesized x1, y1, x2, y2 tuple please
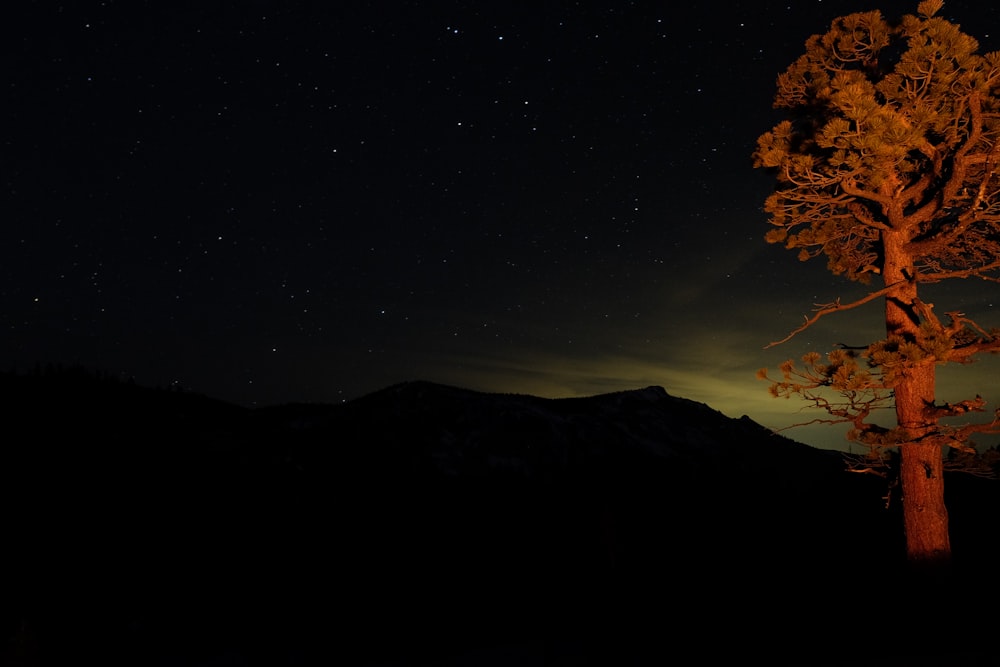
(917, 259, 1000, 283)
(764, 281, 904, 348)
(840, 177, 896, 214)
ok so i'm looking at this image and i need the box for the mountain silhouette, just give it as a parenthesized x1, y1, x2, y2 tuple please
(3, 370, 998, 665)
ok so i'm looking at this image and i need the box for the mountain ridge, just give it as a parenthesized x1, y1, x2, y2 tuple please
(4, 368, 999, 665)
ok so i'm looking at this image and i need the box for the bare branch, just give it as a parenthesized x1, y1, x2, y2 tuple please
(840, 177, 897, 217)
(917, 259, 1000, 283)
(949, 336, 1000, 362)
(764, 281, 904, 348)
(943, 459, 997, 478)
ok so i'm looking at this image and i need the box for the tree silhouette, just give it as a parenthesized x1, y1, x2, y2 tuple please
(753, 0, 1000, 569)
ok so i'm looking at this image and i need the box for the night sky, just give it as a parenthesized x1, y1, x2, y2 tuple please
(6, 1, 1000, 450)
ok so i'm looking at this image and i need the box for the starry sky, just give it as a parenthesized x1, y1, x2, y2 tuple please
(6, 1, 1000, 450)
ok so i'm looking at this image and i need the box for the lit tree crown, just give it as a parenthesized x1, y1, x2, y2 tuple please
(753, 0, 1000, 283)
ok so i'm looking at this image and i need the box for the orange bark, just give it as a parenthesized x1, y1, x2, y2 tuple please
(884, 231, 950, 567)
(896, 369, 950, 567)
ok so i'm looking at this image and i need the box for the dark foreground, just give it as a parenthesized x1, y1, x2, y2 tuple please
(4, 374, 999, 665)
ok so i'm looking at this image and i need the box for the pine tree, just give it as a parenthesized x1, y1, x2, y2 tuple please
(754, 0, 1000, 569)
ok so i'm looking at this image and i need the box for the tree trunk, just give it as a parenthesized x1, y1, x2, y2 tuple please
(895, 366, 950, 568)
(883, 232, 950, 568)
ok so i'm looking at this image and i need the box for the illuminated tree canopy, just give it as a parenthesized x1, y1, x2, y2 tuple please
(757, 0, 1000, 286)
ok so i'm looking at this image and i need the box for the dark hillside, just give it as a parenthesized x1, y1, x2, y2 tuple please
(2, 372, 997, 665)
